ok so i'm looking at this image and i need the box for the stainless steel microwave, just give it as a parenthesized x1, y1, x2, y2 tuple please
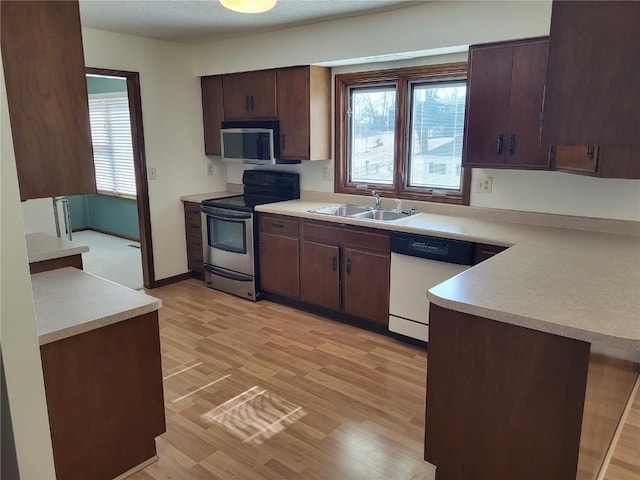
(220, 120, 299, 165)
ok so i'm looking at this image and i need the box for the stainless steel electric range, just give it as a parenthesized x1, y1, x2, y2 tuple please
(200, 170, 300, 300)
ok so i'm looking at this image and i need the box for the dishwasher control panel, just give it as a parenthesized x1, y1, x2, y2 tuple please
(391, 232, 475, 265)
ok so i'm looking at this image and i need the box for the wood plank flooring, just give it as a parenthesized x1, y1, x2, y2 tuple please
(131, 279, 639, 480)
(131, 279, 435, 480)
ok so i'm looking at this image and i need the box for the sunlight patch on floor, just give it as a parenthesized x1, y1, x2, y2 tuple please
(202, 386, 306, 445)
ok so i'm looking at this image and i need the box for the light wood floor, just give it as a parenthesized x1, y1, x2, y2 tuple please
(132, 279, 639, 480)
(131, 279, 435, 480)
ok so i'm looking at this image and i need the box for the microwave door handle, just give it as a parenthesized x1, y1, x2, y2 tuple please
(256, 134, 265, 160)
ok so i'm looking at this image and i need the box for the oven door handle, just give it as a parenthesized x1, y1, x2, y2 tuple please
(204, 264, 254, 282)
(200, 206, 252, 220)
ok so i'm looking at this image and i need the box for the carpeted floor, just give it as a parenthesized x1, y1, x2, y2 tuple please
(72, 230, 143, 290)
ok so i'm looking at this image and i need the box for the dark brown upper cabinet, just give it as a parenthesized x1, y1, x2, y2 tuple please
(201, 76, 224, 156)
(222, 69, 277, 120)
(1, 0, 96, 201)
(201, 65, 331, 160)
(462, 37, 550, 170)
(276, 66, 331, 161)
(541, 1, 640, 146)
(552, 146, 640, 179)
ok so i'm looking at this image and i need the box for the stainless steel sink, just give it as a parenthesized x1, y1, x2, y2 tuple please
(308, 204, 418, 222)
(353, 209, 417, 222)
(309, 204, 372, 216)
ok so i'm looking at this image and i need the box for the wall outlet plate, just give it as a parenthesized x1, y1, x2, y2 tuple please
(477, 176, 492, 193)
(206, 161, 214, 176)
(321, 167, 332, 182)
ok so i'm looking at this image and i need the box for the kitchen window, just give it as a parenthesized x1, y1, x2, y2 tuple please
(88, 92, 137, 197)
(335, 63, 470, 204)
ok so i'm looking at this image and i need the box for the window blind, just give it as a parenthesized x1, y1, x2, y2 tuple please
(88, 93, 137, 197)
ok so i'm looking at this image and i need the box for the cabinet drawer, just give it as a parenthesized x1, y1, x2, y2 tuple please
(302, 220, 389, 253)
(186, 237, 203, 258)
(187, 257, 203, 272)
(184, 202, 201, 221)
(259, 214, 299, 237)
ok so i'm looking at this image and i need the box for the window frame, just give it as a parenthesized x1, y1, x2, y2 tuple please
(334, 62, 470, 205)
(88, 91, 137, 198)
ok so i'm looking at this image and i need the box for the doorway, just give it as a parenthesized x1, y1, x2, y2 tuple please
(73, 68, 155, 289)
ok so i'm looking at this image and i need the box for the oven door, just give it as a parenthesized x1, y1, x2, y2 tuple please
(201, 206, 254, 276)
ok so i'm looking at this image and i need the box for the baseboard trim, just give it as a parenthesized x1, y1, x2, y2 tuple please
(152, 272, 193, 288)
(74, 227, 140, 243)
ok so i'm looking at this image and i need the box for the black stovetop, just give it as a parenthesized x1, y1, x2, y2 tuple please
(202, 170, 300, 212)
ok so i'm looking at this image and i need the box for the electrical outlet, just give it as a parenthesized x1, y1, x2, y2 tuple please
(148, 167, 157, 180)
(206, 161, 214, 176)
(321, 167, 332, 182)
(477, 176, 492, 193)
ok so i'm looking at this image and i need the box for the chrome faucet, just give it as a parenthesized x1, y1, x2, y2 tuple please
(371, 190, 382, 209)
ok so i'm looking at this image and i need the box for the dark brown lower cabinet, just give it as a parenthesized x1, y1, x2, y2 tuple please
(300, 240, 339, 310)
(183, 202, 203, 276)
(40, 311, 165, 480)
(29, 254, 83, 274)
(424, 304, 639, 480)
(301, 220, 390, 328)
(259, 232, 300, 298)
(258, 213, 300, 299)
(342, 247, 390, 327)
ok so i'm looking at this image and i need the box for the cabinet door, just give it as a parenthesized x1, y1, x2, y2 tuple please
(342, 247, 390, 327)
(259, 233, 300, 298)
(505, 40, 550, 168)
(301, 240, 340, 310)
(542, 1, 640, 146)
(1, 0, 96, 201)
(223, 70, 277, 120)
(183, 202, 203, 274)
(598, 147, 640, 179)
(277, 67, 310, 160)
(462, 44, 513, 167)
(201, 76, 224, 155)
(554, 146, 599, 175)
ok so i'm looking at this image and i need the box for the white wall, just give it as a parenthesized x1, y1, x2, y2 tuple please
(1, 59, 57, 480)
(198, 0, 640, 222)
(81, 28, 227, 280)
(471, 169, 640, 221)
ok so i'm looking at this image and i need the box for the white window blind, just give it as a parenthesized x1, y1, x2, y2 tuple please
(88, 92, 137, 197)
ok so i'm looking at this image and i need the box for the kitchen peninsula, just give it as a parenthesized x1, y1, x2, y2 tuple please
(31, 267, 165, 480)
(252, 197, 640, 480)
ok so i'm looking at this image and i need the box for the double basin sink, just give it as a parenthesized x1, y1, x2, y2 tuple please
(308, 204, 418, 222)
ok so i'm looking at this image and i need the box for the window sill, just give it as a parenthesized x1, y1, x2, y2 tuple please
(96, 190, 137, 201)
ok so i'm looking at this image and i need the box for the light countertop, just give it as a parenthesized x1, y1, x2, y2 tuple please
(26, 232, 89, 263)
(180, 191, 239, 203)
(256, 199, 640, 350)
(32, 267, 162, 345)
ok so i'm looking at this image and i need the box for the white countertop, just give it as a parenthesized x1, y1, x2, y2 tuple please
(180, 191, 239, 203)
(32, 267, 162, 345)
(26, 232, 89, 263)
(255, 199, 640, 350)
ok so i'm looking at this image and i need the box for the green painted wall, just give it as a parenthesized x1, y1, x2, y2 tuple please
(69, 194, 139, 240)
(86, 75, 127, 94)
(68, 195, 89, 229)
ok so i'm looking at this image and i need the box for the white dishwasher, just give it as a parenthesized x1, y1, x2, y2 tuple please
(389, 232, 475, 342)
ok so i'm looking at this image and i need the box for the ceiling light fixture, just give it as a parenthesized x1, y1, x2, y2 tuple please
(220, 0, 277, 14)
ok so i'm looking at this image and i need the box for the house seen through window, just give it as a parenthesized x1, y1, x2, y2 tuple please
(336, 63, 469, 204)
